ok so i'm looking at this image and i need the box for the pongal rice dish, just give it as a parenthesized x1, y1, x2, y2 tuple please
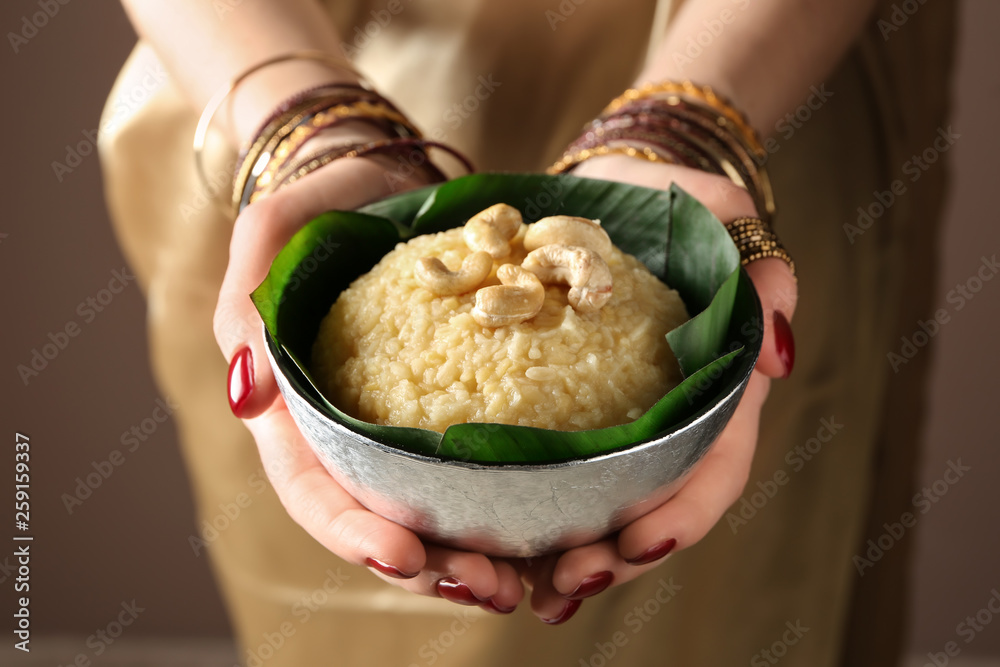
(311, 204, 690, 433)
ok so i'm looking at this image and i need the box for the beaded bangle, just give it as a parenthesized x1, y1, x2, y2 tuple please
(726, 216, 795, 277)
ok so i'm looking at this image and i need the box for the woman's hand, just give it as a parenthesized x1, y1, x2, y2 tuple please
(517, 156, 799, 624)
(212, 149, 526, 615)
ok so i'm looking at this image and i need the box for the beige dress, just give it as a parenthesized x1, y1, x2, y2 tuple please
(98, 1, 955, 665)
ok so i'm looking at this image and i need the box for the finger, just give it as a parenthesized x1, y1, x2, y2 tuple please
(246, 401, 428, 578)
(382, 544, 498, 601)
(484, 559, 525, 613)
(364, 544, 525, 613)
(744, 258, 798, 379)
(517, 555, 583, 625)
(214, 158, 407, 418)
(616, 372, 770, 562)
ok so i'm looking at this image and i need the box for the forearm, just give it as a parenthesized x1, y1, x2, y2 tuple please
(120, 0, 353, 144)
(640, 0, 877, 136)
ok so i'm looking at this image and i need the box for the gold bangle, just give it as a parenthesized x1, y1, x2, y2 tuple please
(547, 144, 673, 174)
(593, 92, 777, 220)
(726, 216, 795, 277)
(649, 97, 775, 218)
(263, 138, 474, 196)
(605, 80, 764, 158)
(231, 98, 338, 213)
(230, 87, 386, 213)
(193, 50, 360, 202)
(253, 100, 420, 192)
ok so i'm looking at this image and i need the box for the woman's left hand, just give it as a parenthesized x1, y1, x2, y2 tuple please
(516, 155, 798, 624)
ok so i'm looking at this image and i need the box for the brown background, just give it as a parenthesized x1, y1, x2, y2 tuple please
(0, 0, 997, 662)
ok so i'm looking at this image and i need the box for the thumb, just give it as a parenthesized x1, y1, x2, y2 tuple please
(214, 200, 288, 419)
(744, 257, 798, 379)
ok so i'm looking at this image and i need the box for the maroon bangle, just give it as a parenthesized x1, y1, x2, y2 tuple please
(245, 137, 474, 211)
(568, 128, 717, 173)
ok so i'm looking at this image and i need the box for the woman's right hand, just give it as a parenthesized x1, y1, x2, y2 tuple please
(212, 152, 527, 615)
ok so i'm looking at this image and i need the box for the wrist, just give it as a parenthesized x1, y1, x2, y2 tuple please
(573, 156, 757, 220)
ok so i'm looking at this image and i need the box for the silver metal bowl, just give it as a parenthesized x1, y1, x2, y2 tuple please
(266, 320, 759, 557)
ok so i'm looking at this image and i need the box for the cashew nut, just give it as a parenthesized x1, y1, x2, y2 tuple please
(523, 215, 613, 260)
(522, 244, 613, 313)
(472, 264, 545, 327)
(463, 203, 522, 258)
(415, 251, 492, 296)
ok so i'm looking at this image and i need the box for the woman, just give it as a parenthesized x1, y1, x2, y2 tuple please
(100, 0, 953, 664)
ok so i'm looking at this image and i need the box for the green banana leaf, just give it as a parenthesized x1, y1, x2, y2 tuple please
(252, 173, 762, 464)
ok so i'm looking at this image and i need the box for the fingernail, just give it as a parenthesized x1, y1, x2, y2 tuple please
(365, 557, 419, 580)
(564, 571, 614, 600)
(480, 599, 517, 615)
(773, 311, 795, 379)
(436, 577, 489, 606)
(626, 538, 677, 566)
(227, 346, 254, 417)
(541, 599, 582, 625)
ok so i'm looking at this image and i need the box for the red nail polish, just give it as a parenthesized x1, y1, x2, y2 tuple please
(436, 577, 489, 606)
(227, 346, 254, 417)
(773, 311, 795, 379)
(564, 571, 614, 600)
(542, 599, 581, 625)
(481, 599, 517, 615)
(365, 557, 419, 580)
(626, 538, 677, 566)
